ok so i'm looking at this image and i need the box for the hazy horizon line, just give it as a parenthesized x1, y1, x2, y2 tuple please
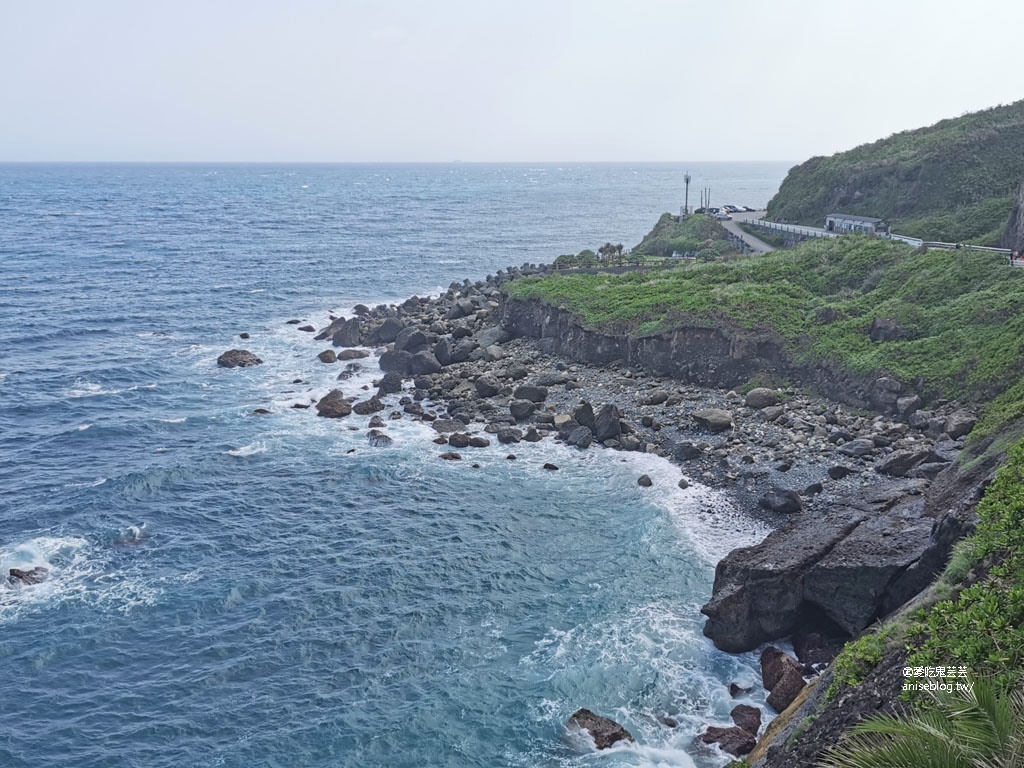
(0, 159, 798, 166)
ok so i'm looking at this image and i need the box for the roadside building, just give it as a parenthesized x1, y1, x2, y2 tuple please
(824, 213, 888, 234)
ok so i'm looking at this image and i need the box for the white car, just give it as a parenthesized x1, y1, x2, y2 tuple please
(713, 211, 733, 221)
(721, 205, 742, 213)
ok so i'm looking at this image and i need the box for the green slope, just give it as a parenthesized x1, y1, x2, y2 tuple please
(765, 100, 1024, 244)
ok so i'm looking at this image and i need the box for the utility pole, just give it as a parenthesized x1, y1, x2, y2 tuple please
(684, 172, 691, 216)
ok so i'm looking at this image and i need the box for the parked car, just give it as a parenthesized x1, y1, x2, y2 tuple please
(713, 211, 732, 221)
(722, 204, 742, 213)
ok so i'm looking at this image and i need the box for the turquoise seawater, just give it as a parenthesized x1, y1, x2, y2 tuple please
(0, 163, 787, 767)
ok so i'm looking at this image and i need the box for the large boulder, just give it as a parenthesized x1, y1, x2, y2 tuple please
(837, 438, 876, 457)
(567, 425, 594, 448)
(761, 646, 801, 690)
(8, 566, 49, 585)
(513, 384, 548, 403)
(217, 349, 263, 368)
(315, 390, 352, 418)
(744, 388, 778, 409)
(759, 487, 802, 514)
(573, 402, 596, 430)
(731, 704, 762, 736)
(692, 408, 733, 433)
(701, 479, 931, 652)
(331, 318, 362, 348)
(394, 327, 429, 354)
(376, 371, 403, 396)
(875, 449, 930, 477)
(378, 349, 414, 375)
(410, 351, 442, 376)
(374, 316, 404, 344)
(700, 726, 756, 757)
(568, 709, 633, 750)
(944, 411, 977, 440)
(474, 377, 501, 398)
(593, 404, 622, 442)
(509, 399, 537, 421)
(766, 666, 807, 713)
(352, 396, 385, 415)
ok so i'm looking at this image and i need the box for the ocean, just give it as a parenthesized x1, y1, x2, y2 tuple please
(0, 162, 789, 768)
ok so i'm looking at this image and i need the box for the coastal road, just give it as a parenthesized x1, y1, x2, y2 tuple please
(721, 210, 776, 253)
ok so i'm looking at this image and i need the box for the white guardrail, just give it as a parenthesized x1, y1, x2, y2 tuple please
(746, 219, 1018, 261)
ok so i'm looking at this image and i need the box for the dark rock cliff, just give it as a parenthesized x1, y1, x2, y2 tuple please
(500, 298, 917, 415)
(1001, 180, 1024, 253)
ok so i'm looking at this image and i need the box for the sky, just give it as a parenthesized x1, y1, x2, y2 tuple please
(2, 0, 1023, 163)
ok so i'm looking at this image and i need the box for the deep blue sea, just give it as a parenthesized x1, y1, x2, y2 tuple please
(0, 162, 788, 768)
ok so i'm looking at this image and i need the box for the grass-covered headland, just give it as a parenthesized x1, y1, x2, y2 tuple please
(508, 235, 1024, 432)
(765, 99, 1024, 245)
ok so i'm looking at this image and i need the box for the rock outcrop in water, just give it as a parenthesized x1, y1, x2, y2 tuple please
(8, 566, 49, 586)
(217, 349, 263, 368)
(568, 708, 633, 749)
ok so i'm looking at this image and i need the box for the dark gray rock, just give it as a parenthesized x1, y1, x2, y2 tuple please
(509, 399, 537, 421)
(761, 646, 801, 691)
(394, 327, 429, 354)
(338, 349, 369, 360)
(475, 377, 501, 398)
(700, 725, 756, 757)
(217, 349, 263, 368)
(410, 351, 442, 375)
(593, 404, 622, 442)
(375, 317, 404, 344)
(376, 371, 403, 396)
(759, 487, 802, 514)
(366, 429, 393, 447)
(744, 388, 778, 409)
(440, 452, 461, 461)
(642, 389, 669, 405)
(837, 438, 876, 457)
(331, 318, 362, 348)
(731, 704, 762, 736)
(766, 666, 806, 713)
(379, 349, 414, 375)
(447, 433, 471, 448)
(944, 410, 977, 439)
(315, 390, 352, 418)
(317, 350, 338, 364)
(637, 474, 652, 487)
(674, 441, 704, 461)
(828, 465, 854, 480)
(513, 384, 548, 403)
(701, 479, 931, 652)
(431, 419, 464, 433)
(567, 425, 594, 448)
(875, 449, 930, 477)
(693, 408, 733, 433)
(568, 709, 633, 750)
(352, 396, 385, 415)
(8, 566, 49, 585)
(573, 402, 596, 430)
(496, 427, 522, 445)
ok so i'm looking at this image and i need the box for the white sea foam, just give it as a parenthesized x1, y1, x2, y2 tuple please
(0, 534, 160, 623)
(248, 288, 266, 293)
(66, 477, 108, 489)
(158, 417, 186, 423)
(77, 424, 92, 431)
(226, 441, 267, 457)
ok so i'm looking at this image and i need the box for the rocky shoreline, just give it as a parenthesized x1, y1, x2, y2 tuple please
(224, 262, 985, 762)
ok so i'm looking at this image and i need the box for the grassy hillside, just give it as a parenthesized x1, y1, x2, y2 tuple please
(765, 100, 1024, 244)
(630, 212, 735, 259)
(506, 236, 1024, 428)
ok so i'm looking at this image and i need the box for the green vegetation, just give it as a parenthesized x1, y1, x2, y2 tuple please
(906, 441, 1024, 689)
(819, 677, 1024, 768)
(631, 212, 737, 259)
(506, 235, 1024, 423)
(766, 99, 1024, 244)
(553, 249, 599, 268)
(827, 628, 894, 701)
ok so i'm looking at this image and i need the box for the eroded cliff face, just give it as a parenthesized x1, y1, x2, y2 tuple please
(1002, 180, 1024, 253)
(501, 297, 919, 416)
